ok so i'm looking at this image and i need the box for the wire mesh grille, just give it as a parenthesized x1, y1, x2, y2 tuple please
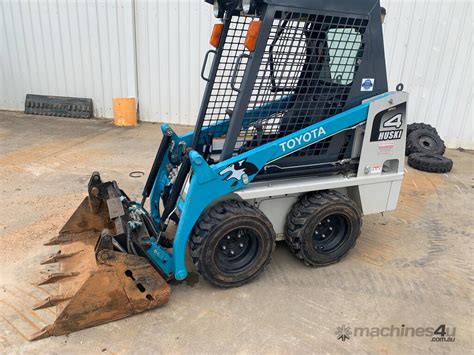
(200, 16, 254, 142)
(199, 11, 369, 166)
(236, 12, 369, 160)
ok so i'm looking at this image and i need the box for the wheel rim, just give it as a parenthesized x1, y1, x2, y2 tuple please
(214, 228, 261, 274)
(311, 214, 349, 254)
(419, 135, 437, 150)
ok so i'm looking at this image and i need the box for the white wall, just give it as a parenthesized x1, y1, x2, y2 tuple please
(134, 0, 215, 125)
(1, 0, 472, 148)
(0, 0, 137, 118)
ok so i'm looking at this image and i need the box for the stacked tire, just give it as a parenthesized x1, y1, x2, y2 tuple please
(405, 123, 453, 173)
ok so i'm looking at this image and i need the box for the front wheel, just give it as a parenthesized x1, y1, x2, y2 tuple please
(190, 200, 275, 288)
(285, 190, 362, 266)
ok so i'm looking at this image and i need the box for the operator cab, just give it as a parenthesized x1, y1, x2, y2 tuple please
(198, 0, 388, 179)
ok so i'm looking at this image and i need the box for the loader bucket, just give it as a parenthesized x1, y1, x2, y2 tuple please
(31, 173, 170, 340)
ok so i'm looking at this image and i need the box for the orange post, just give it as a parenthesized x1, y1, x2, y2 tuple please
(113, 98, 137, 126)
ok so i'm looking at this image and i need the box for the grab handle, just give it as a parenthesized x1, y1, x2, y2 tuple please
(201, 50, 216, 82)
(230, 53, 250, 92)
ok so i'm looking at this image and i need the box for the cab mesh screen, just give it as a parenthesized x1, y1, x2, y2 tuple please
(201, 11, 368, 163)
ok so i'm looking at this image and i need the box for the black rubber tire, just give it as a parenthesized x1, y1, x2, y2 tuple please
(408, 153, 453, 173)
(407, 122, 438, 136)
(406, 128, 446, 156)
(285, 190, 362, 267)
(189, 200, 275, 288)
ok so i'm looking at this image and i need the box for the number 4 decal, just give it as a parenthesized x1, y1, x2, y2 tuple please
(383, 113, 403, 129)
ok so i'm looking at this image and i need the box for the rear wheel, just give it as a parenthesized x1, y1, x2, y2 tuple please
(285, 190, 362, 266)
(190, 200, 275, 288)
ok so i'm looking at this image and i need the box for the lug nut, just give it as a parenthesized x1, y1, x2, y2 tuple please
(222, 246, 226, 250)
(322, 234, 326, 238)
(329, 227, 333, 231)
(239, 243, 244, 248)
(326, 219, 330, 223)
(227, 236, 231, 240)
(230, 250, 235, 255)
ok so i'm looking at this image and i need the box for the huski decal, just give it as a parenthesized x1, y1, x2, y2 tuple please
(370, 103, 407, 142)
(219, 159, 258, 187)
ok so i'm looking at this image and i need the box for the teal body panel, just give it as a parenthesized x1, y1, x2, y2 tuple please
(145, 93, 392, 280)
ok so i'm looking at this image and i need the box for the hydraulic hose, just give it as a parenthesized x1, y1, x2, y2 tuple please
(160, 150, 192, 230)
(141, 128, 173, 206)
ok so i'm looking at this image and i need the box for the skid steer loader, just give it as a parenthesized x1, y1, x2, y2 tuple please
(32, 0, 408, 340)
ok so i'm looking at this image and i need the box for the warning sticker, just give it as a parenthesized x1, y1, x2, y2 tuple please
(371, 165, 383, 174)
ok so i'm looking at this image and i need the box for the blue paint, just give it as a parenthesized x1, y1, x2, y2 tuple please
(145, 238, 175, 277)
(146, 94, 393, 279)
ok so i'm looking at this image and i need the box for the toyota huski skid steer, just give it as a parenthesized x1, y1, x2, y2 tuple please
(32, 0, 408, 340)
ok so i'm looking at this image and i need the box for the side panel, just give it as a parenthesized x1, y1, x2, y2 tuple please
(358, 182, 392, 215)
(256, 196, 298, 239)
(386, 180, 403, 211)
(356, 91, 408, 213)
(357, 91, 408, 177)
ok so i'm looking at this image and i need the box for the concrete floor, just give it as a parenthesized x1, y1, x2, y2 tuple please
(0, 111, 472, 354)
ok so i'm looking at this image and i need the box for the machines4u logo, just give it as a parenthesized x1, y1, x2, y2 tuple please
(370, 103, 406, 142)
(335, 324, 456, 343)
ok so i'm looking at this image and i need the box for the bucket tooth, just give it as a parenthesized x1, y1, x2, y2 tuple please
(38, 272, 79, 286)
(33, 296, 71, 310)
(44, 235, 66, 246)
(44, 231, 98, 246)
(30, 325, 54, 341)
(40, 250, 81, 265)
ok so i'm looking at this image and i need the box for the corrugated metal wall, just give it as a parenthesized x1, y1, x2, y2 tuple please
(1, 0, 472, 148)
(134, 0, 214, 125)
(0, 0, 137, 118)
(383, 0, 472, 149)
